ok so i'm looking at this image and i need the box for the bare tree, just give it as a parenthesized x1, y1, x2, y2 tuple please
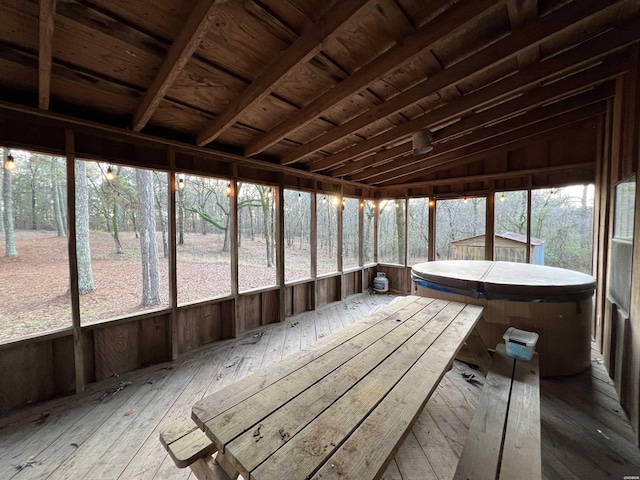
(136, 169, 162, 306)
(75, 160, 95, 293)
(2, 149, 17, 256)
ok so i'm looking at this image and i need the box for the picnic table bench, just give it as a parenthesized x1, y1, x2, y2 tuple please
(454, 343, 541, 480)
(161, 295, 483, 479)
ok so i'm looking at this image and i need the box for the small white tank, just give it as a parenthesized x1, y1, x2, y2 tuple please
(373, 272, 389, 293)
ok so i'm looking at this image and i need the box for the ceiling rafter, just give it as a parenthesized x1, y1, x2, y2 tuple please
(333, 59, 619, 179)
(38, 0, 56, 110)
(308, 14, 640, 173)
(352, 83, 613, 183)
(507, 0, 540, 69)
(295, 0, 627, 171)
(196, 0, 373, 147)
(243, 0, 501, 157)
(365, 102, 606, 185)
(132, 0, 222, 132)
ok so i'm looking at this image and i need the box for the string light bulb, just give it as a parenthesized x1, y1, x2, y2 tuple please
(226, 182, 232, 196)
(4, 152, 15, 171)
(332, 196, 340, 206)
(322, 195, 327, 204)
(359, 200, 364, 209)
(178, 177, 185, 190)
(463, 197, 468, 203)
(267, 188, 273, 199)
(500, 192, 506, 202)
(549, 189, 556, 198)
(106, 165, 114, 181)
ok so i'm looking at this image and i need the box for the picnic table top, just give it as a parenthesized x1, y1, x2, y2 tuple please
(191, 295, 483, 480)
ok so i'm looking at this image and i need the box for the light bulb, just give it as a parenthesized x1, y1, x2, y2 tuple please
(4, 153, 15, 171)
(500, 193, 506, 202)
(267, 188, 273, 198)
(178, 177, 185, 190)
(332, 196, 339, 206)
(226, 182, 231, 196)
(106, 166, 114, 181)
(359, 200, 364, 209)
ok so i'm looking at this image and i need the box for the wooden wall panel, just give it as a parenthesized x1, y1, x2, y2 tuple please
(316, 275, 340, 307)
(178, 301, 232, 353)
(374, 265, 407, 293)
(261, 290, 279, 325)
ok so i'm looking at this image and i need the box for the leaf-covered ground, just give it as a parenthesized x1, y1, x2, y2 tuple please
(0, 230, 313, 341)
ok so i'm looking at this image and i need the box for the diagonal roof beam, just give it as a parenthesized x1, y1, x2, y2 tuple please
(196, 0, 374, 147)
(132, 0, 221, 132)
(364, 102, 607, 185)
(333, 57, 620, 179)
(351, 80, 615, 183)
(38, 0, 56, 110)
(243, 0, 503, 157)
(308, 11, 640, 173)
(298, 0, 627, 171)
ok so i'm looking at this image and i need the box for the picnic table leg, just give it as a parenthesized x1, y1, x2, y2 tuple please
(189, 451, 241, 480)
(456, 327, 492, 375)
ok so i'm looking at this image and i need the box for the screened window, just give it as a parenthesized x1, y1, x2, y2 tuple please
(317, 193, 338, 275)
(176, 175, 231, 304)
(378, 199, 405, 265)
(614, 180, 635, 240)
(435, 198, 486, 260)
(531, 185, 594, 273)
(342, 197, 359, 269)
(363, 200, 375, 265)
(237, 182, 276, 291)
(408, 197, 429, 265)
(77, 161, 169, 323)
(284, 189, 311, 282)
(494, 191, 529, 263)
(1, 149, 71, 340)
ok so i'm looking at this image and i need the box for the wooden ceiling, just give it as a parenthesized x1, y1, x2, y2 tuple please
(1, 0, 639, 190)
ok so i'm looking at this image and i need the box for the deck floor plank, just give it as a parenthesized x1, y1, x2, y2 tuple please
(0, 293, 637, 480)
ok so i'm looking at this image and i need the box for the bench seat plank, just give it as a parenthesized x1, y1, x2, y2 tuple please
(160, 418, 216, 468)
(454, 344, 540, 480)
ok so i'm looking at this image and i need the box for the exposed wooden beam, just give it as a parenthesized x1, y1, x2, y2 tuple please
(38, 0, 56, 110)
(244, 0, 502, 157)
(352, 88, 610, 183)
(507, 0, 539, 69)
(196, 0, 373, 146)
(132, 0, 221, 132)
(337, 61, 619, 179)
(296, 0, 628, 170)
(308, 16, 639, 174)
(366, 103, 605, 185)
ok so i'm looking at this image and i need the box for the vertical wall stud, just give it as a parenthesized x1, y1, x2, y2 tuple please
(167, 150, 178, 359)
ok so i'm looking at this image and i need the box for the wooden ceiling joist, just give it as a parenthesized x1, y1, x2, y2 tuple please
(366, 102, 606, 185)
(290, 0, 627, 169)
(243, 0, 501, 157)
(351, 83, 613, 183)
(38, 0, 56, 110)
(131, 0, 221, 132)
(196, 0, 373, 147)
(308, 14, 639, 174)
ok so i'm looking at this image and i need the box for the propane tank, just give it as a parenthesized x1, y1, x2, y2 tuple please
(373, 272, 389, 293)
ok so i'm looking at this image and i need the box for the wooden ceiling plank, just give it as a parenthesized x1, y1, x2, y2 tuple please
(244, 0, 502, 157)
(507, 0, 540, 69)
(38, 0, 56, 110)
(329, 141, 412, 177)
(132, 0, 222, 132)
(396, 161, 595, 189)
(364, 102, 606, 185)
(349, 85, 612, 183)
(299, 0, 628, 170)
(308, 13, 640, 173)
(196, 0, 373, 147)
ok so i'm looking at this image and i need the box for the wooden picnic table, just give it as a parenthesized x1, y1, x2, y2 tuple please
(190, 295, 484, 480)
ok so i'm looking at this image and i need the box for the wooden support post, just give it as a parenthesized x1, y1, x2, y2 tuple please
(64, 129, 85, 393)
(168, 151, 179, 360)
(486, 182, 495, 261)
(428, 194, 436, 262)
(338, 185, 344, 300)
(358, 197, 364, 293)
(277, 174, 285, 322)
(230, 166, 239, 337)
(526, 179, 532, 264)
(403, 195, 409, 292)
(373, 199, 379, 264)
(310, 187, 318, 309)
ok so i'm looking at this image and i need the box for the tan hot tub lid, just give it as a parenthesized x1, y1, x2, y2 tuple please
(411, 261, 596, 301)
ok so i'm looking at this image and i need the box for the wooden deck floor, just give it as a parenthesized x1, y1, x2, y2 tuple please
(0, 293, 638, 479)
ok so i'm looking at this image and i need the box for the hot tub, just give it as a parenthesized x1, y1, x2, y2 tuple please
(411, 260, 596, 376)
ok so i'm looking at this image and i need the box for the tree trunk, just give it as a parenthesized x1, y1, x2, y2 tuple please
(51, 159, 66, 237)
(75, 160, 95, 293)
(261, 196, 272, 267)
(3, 149, 17, 256)
(177, 187, 185, 245)
(58, 183, 67, 233)
(111, 204, 123, 254)
(136, 169, 162, 306)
